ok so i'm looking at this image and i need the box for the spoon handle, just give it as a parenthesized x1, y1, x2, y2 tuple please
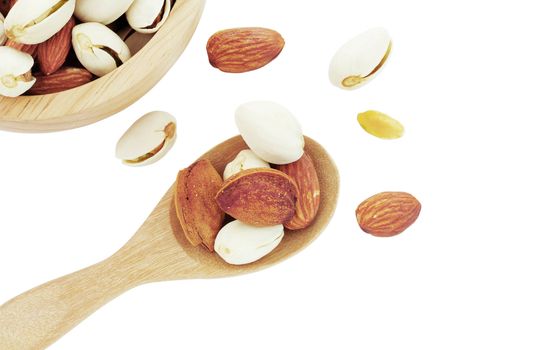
(0, 252, 147, 350)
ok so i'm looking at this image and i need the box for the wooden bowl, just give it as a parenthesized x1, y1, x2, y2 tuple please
(0, 0, 205, 133)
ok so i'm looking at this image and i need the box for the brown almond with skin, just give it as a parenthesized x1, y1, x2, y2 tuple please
(277, 153, 321, 230)
(216, 168, 298, 226)
(0, 0, 15, 16)
(27, 67, 93, 95)
(206, 27, 285, 73)
(5, 39, 37, 56)
(0, 0, 9, 16)
(174, 159, 225, 251)
(356, 192, 421, 237)
(37, 17, 75, 75)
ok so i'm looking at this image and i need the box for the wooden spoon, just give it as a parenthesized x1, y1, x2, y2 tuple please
(0, 136, 339, 350)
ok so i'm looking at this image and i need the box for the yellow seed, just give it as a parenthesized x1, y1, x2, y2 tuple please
(357, 110, 404, 139)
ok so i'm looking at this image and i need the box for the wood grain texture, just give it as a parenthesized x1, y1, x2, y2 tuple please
(0, 0, 205, 133)
(0, 136, 339, 350)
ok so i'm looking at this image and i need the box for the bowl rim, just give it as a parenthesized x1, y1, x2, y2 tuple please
(0, 0, 206, 132)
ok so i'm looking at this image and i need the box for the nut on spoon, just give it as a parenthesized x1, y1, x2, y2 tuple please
(0, 136, 339, 350)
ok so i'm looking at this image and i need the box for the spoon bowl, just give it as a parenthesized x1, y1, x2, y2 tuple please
(0, 135, 339, 349)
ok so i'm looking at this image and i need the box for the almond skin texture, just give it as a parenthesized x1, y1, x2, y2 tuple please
(37, 17, 75, 75)
(27, 67, 93, 95)
(0, 0, 15, 16)
(216, 168, 298, 226)
(174, 159, 225, 251)
(206, 27, 285, 73)
(5, 39, 37, 56)
(277, 153, 321, 230)
(0, 0, 9, 16)
(356, 192, 421, 237)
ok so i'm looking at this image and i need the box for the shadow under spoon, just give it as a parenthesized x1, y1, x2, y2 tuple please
(0, 135, 339, 350)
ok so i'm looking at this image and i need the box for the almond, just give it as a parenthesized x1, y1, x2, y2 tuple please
(174, 159, 225, 251)
(206, 27, 285, 73)
(216, 168, 298, 226)
(356, 192, 421, 237)
(37, 17, 75, 75)
(277, 153, 321, 230)
(27, 67, 93, 95)
(0, 1, 9, 16)
(0, 0, 15, 16)
(5, 39, 37, 56)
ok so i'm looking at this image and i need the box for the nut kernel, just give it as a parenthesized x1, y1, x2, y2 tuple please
(357, 110, 404, 139)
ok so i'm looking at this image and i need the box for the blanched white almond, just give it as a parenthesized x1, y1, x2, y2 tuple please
(235, 101, 304, 165)
(329, 27, 392, 90)
(0, 13, 6, 45)
(0, 46, 36, 98)
(72, 22, 131, 77)
(116, 111, 176, 166)
(74, 0, 135, 25)
(126, 0, 171, 34)
(4, 0, 75, 45)
(214, 221, 284, 265)
(223, 150, 271, 180)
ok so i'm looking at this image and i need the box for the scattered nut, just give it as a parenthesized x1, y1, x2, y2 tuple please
(207, 27, 285, 73)
(216, 168, 298, 227)
(223, 149, 270, 180)
(74, 0, 135, 25)
(72, 22, 131, 77)
(214, 220, 284, 265)
(356, 192, 421, 237)
(357, 110, 404, 140)
(277, 153, 321, 230)
(235, 101, 304, 165)
(4, 0, 75, 45)
(126, 0, 171, 34)
(175, 159, 226, 251)
(0, 46, 36, 97)
(329, 27, 392, 90)
(115, 111, 177, 166)
(0, 12, 6, 45)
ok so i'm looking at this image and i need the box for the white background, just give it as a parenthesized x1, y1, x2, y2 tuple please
(1, 0, 534, 348)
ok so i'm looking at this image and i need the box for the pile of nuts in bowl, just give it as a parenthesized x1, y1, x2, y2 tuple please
(0, 0, 172, 97)
(174, 101, 321, 265)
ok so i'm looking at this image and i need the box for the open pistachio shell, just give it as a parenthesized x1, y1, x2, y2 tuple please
(126, 0, 171, 34)
(0, 46, 36, 97)
(214, 220, 284, 265)
(223, 150, 271, 180)
(235, 101, 305, 165)
(329, 27, 392, 90)
(4, 0, 75, 45)
(0, 13, 6, 45)
(74, 0, 135, 25)
(72, 22, 131, 77)
(116, 111, 177, 166)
